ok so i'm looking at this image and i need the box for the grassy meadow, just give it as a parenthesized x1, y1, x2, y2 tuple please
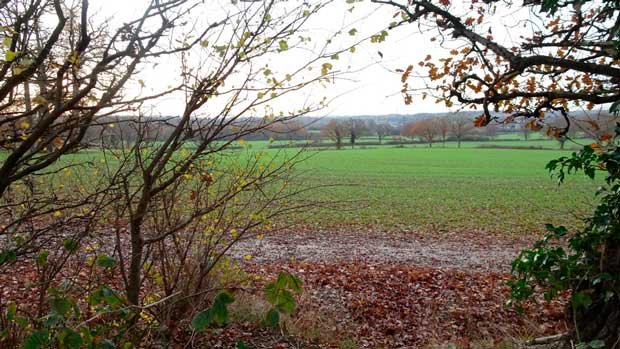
(286, 145, 598, 234)
(13, 135, 599, 235)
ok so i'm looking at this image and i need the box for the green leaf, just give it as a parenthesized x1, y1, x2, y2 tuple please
(191, 310, 213, 331)
(610, 100, 620, 115)
(0, 249, 17, 264)
(278, 40, 288, 51)
(276, 290, 296, 314)
(211, 291, 235, 325)
(63, 239, 79, 253)
(101, 286, 121, 306)
(264, 282, 278, 304)
(571, 292, 592, 310)
(43, 313, 62, 327)
(211, 304, 227, 325)
(80, 327, 93, 346)
(276, 273, 287, 289)
(348, 28, 357, 36)
(96, 255, 117, 268)
(50, 297, 71, 317)
(588, 340, 606, 348)
(321, 62, 333, 76)
(5, 50, 15, 62)
(286, 274, 303, 293)
(59, 328, 82, 348)
(592, 273, 612, 285)
(36, 251, 49, 267)
(215, 291, 235, 304)
(540, 0, 561, 14)
(6, 302, 16, 320)
(23, 330, 49, 349)
(15, 316, 28, 327)
(265, 308, 280, 327)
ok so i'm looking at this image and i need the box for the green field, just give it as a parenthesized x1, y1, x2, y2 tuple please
(286, 146, 598, 234)
(6, 138, 598, 236)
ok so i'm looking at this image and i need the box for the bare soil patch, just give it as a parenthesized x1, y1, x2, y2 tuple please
(233, 226, 541, 272)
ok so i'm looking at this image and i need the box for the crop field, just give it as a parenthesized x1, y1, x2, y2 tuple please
(284, 145, 598, 234)
(20, 139, 599, 235)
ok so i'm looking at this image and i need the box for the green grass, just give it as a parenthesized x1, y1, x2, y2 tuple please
(3, 140, 598, 235)
(286, 146, 598, 234)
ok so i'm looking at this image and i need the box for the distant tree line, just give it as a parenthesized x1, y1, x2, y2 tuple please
(83, 116, 312, 147)
(399, 112, 619, 149)
(84, 112, 619, 150)
(319, 119, 398, 149)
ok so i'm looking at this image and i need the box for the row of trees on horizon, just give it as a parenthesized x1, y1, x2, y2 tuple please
(319, 112, 619, 149)
(71, 112, 620, 150)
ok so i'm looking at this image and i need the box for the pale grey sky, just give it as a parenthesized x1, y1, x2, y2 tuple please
(89, 0, 530, 117)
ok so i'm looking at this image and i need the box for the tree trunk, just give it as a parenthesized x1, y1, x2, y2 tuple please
(457, 137, 461, 148)
(127, 220, 144, 306)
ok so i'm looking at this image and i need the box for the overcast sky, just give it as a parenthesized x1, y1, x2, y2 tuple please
(89, 0, 525, 117)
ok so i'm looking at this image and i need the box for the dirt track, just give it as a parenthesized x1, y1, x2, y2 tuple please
(233, 227, 538, 272)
